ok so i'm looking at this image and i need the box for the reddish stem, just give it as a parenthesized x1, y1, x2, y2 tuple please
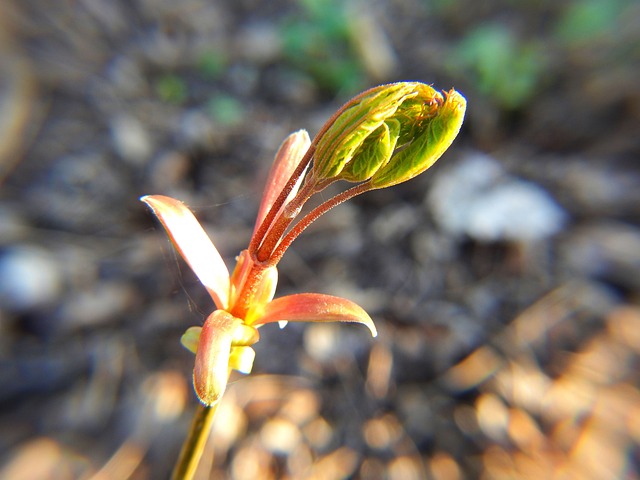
(254, 179, 323, 262)
(248, 145, 315, 256)
(269, 181, 375, 265)
(238, 86, 391, 313)
(228, 262, 267, 319)
(249, 84, 383, 261)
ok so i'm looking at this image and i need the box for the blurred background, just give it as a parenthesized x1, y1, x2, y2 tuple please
(1, 0, 639, 478)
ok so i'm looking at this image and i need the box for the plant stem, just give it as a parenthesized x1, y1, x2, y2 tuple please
(171, 403, 218, 480)
(249, 85, 380, 260)
(228, 261, 269, 320)
(171, 85, 399, 479)
(249, 145, 315, 256)
(269, 181, 374, 264)
(254, 179, 316, 263)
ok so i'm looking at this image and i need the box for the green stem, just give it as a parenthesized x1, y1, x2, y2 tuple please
(171, 403, 218, 480)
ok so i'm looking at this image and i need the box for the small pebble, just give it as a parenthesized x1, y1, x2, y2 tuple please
(59, 281, 137, 330)
(110, 114, 153, 165)
(428, 153, 567, 242)
(236, 22, 282, 64)
(0, 246, 62, 311)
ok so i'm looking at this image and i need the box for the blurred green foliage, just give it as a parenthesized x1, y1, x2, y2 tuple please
(207, 95, 245, 127)
(198, 50, 227, 80)
(280, 0, 366, 94)
(449, 24, 546, 110)
(155, 74, 189, 104)
(555, 0, 628, 43)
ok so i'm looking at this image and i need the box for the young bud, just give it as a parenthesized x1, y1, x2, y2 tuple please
(339, 118, 400, 182)
(310, 83, 466, 188)
(312, 82, 422, 182)
(370, 88, 467, 188)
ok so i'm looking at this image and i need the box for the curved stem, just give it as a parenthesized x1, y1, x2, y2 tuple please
(249, 85, 382, 259)
(171, 402, 219, 480)
(249, 145, 315, 255)
(254, 180, 316, 262)
(270, 181, 375, 264)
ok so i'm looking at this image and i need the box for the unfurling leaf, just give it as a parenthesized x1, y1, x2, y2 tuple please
(370, 89, 467, 188)
(312, 83, 422, 182)
(340, 118, 400, 182)
(310, 82, 466, 188)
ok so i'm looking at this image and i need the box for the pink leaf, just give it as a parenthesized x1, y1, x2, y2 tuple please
(141, 195, 230, 310)
(253, 130, 311, 235)
(193, 310, 238, 405)
(255, 292, 377, 337)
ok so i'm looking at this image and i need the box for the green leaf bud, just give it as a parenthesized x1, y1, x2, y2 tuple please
(311, 82, 466, 188)
(312, 82, 425, 182)
(340, 118, 400, 182)
(370, 88, 467, 188)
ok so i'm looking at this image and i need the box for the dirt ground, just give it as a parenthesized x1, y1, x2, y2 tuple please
(1, 0, 639, 479)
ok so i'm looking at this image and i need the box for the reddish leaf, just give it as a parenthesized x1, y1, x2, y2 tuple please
(141, 195, 230, 309)
(255, 292, 377, 337)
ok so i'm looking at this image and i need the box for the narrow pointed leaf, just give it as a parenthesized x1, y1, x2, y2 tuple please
(253, 130, 311, 235)
(141, 195, 230, 309)
(255, 292, 377, 337)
